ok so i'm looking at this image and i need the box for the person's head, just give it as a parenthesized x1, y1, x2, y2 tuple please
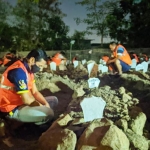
(60, 51, 66, 56)
(109, 42, 117, 52)
(26, 49, 48, 73)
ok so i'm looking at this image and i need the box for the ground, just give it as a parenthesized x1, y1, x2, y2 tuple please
(0, 69, 150, 149)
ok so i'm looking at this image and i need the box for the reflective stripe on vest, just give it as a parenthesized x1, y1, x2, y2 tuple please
(0, 84, 15, 91)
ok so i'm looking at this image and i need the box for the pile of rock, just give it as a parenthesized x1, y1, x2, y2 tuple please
(35, 72, 150, 150)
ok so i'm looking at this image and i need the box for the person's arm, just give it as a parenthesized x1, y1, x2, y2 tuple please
(107, 47, 123, 64)
(8, 68, 39, 106)
(31, 82, 50, 108)
(107, 55, 121, 64)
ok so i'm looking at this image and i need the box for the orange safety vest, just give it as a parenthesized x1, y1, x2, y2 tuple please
(3, 53, 14, 65)
(113, 45, 132, 65)
(0, 60, 34, 112)
(0, 60, 3, 65)
(51, 53, 62, 66)
(102, 56, 109, 63)
(133, 54, 139, 63)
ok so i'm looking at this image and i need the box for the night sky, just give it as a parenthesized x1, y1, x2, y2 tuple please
(5, 0, 110, 43)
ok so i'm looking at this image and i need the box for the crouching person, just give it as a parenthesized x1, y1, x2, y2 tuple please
(107, 42, 132, 75)
(0, 49, 58, 125)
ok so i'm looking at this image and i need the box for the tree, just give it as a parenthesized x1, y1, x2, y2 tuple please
(71, 30, 86, 50)
(0, 0, 13, 50)
(107, 0, 150, 47)
(75, 0, 117, 47)
(41, 16, 70, 50)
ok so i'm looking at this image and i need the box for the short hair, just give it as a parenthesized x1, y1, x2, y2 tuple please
(109, 41, 117, 45)
(60, 51, 66, 56)
(26, 49, 48, 61)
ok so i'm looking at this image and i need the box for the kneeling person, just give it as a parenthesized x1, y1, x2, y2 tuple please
(107, 42, 132, 75)
(0, 49, 58, 125)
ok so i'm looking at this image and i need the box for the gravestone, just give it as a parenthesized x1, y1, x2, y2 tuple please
(82, 59, 86, 65)
(98, 64, 103, 71)
(135, 64, 143, 71)
(131, 59, 137, 69)
(99, 59, 104, 64)
(88, 78, 100, 88)
(50, 62, 56, 71)
(141, 61, 148, 73)
(80, 96, 106, 122)
(101, 66, 108, 73)
(73, 60, 79, 68)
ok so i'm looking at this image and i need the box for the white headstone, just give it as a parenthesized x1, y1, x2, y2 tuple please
(148, 58, 150, 64)
(80, 96, 106, 122)
(50, 62, 56, 71)
(82, 59, 86, 65)
(131, 59, 137, 69)
(141, 61, 148, 73)
(101, 66, 108, 73)
(99, 59, 103, 64)
(135, 64, 144, 71)
(103, 61, 106, 65)
(98, 64, 103, 71)
(87, 62, 95, 76)
(73, 60, 79, 68)
(88, 78, 100, 88)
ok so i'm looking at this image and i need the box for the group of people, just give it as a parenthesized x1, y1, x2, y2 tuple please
(0, 42, 148, 128)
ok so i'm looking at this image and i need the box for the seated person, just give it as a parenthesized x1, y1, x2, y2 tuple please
(49, 51, 67, 66)
(129, 52, 139, 63)
(107, 42, 132, 75)
(0, 49, 58, 125)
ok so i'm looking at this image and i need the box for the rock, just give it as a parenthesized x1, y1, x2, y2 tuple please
(89, 64, 98, 78)
(72, 85, 85, 98)
(126, 129, 149, 150)
(122, 93, 132, 103)
(129, 107, 146, 135)
(57, 114, 73, 127)
(67, 126, 85, 139)
(115, 119, 128, 131)
(101, 125, 129, 150)
(59, 64, 67, 71)
(38, 128, 77, 150)
(72, 118, 85, 125)
(80, 145, 97, 150)
(118, 87, 126, 95)
(77, 118, 113, 149)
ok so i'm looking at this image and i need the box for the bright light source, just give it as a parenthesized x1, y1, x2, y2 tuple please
(70, 40, 75, 45)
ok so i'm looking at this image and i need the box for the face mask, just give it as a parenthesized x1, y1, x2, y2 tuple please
(31, 64, 40, 73)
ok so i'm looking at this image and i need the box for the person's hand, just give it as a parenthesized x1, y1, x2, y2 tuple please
(107, 60, 111, 65)
(44, 102, 50, 108)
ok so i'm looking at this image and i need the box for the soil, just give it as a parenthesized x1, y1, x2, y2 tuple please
(0, 82, 73, 150)
(0, 70, 150, 150)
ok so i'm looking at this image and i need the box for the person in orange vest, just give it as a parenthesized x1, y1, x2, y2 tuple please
(0, 58, 3, 66)
(0, 49, 58, 125)
(107, 42, 132, 75)
(142, 53, 148, 62)
(129, 52, 139, 63)
(102, 55, 113, 71)
(72, 54, 79, 63)
(50, 51, 67, 66)
(1, 50, 18, 67)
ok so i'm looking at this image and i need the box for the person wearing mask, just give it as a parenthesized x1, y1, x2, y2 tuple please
(0, 49, 58, 125)
(107, 42, 132, 75)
